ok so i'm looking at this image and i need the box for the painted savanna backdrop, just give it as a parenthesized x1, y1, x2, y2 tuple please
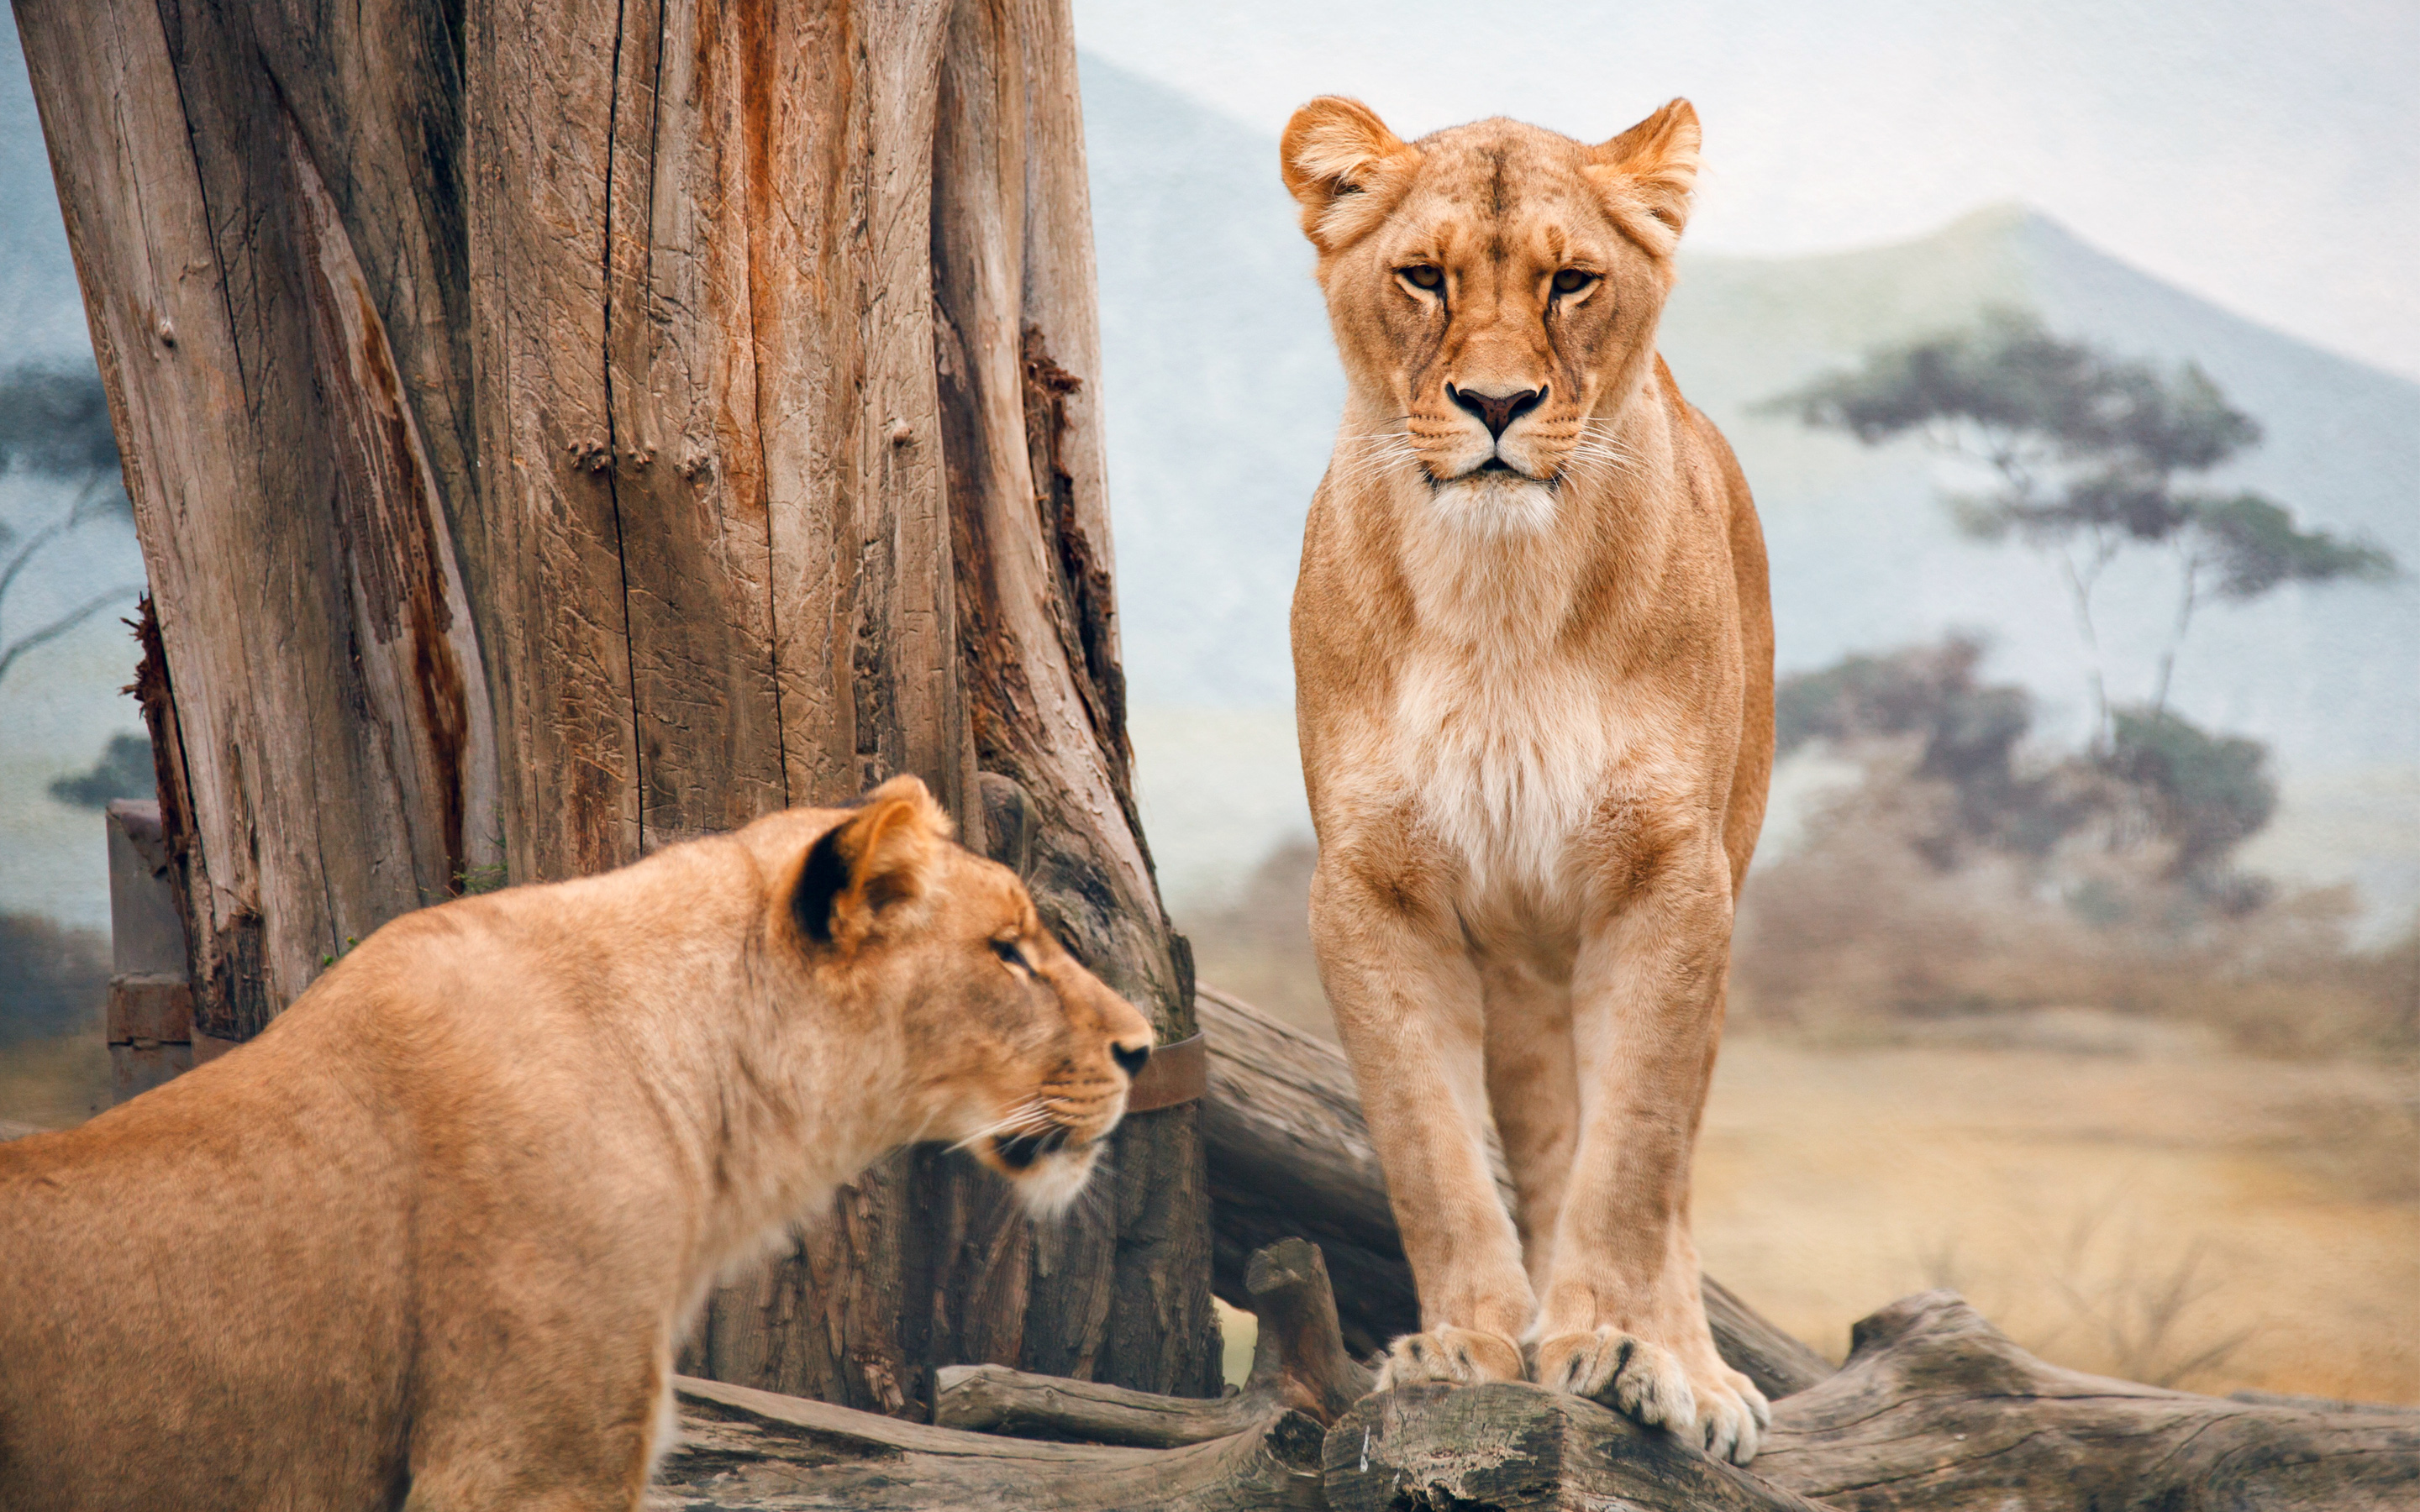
(0, 0, 2411, 1405)
(1071, 0, 2420, 1406)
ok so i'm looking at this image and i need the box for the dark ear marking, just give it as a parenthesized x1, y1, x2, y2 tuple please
(792, 822, 853, 945)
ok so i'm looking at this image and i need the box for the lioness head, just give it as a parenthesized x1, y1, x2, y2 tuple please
(1281, 96, 1701, 534)
(784, 775, 1154, 1215)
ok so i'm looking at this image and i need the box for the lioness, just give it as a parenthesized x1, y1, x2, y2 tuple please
(1283, 98, 1776, 1462)
(0, 775, 1151, 1510)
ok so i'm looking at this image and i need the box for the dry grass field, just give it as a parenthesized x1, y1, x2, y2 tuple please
(1696, 1026, 2420, 1404)
(0, 1032, 107, 1132)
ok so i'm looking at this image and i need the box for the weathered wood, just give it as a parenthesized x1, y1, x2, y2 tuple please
(934, 1361, 1279, 1450)
(1323, 1384, 1833, 1512)
(1754, 1291, 2420, 1512)
(1313, 1289, 2420, 1512)
(1239, 1234, 1378, 1427)
(936, 1236, 1373, 1448)
(1196, 984, 1834, 1400)
(17, 0, 489, 1039)
(20, 0, 1212, 1414)
(650, 1375, 1326, 1511)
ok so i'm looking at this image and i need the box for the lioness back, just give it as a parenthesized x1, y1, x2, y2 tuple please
(1282, 97, 1776, 1463)
(0, 776, 1153, 1510)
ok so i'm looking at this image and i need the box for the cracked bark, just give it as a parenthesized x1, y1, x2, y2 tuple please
(19, 0, 1212, 1413)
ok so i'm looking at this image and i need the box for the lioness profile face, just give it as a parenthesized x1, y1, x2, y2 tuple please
(788, 778, 1154, 1215)
(1281, 98, 1699, 534)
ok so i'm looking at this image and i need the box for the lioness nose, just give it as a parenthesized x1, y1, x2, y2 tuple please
(1110, 1041, 1150, 1080)
(1447, 383, 1545, 439)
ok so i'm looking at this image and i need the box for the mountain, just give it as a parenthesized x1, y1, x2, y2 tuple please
(1080, 55, 2420, 921)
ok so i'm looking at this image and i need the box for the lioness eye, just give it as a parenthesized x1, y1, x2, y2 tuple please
(991, 937, 1028, 972)
(1552, 268, 1597, 295)
(1399, 265, 1444, 291)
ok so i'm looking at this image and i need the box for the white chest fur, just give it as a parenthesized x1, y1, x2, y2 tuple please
(1386, 475, 1631, 900)
(1391, 647, 1622, 897)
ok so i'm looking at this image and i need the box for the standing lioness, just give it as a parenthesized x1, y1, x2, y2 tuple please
(1284, 98, 1776, 1462)
(0, 775, 1152, 1510)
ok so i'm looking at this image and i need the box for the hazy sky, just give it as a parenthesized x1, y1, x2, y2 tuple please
(1071, 0, 2420, 383)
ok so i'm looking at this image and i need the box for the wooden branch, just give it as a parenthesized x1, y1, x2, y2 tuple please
(1237, 1236, 1377, 1426)
(936, 1237, 1375, 1447)
(1194, 985, 1835, 1399)
(932, 1363, 1276, 1450)
(1754, 1290, 2420, 1511)
(650, 1375, 1325, 1511)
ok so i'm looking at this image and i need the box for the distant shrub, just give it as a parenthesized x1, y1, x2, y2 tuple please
(0, 914, 108, 1045)
(47, 732, 155, 811)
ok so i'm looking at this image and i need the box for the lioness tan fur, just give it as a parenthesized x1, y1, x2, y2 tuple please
(1282, 97, 1777, 1462)
(0, 775, 1152, 1510)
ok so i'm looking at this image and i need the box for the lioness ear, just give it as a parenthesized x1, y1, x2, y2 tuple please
(792, 774, 953, 951)
(1281, 96, 1419, 251)
(1586, 97, 1702, 257)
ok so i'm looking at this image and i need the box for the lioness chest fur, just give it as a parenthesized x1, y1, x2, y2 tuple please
(0, 776, 1151, 1511)
(1284, 98, 1777, 1462)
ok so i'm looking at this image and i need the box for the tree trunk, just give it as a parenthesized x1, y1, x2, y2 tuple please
(16, 0, 1213, 1412)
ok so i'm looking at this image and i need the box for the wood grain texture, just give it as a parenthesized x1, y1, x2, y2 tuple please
(651, 1374, 1327, 1511)
(935, 1237, 1373, 1448)
(1323, 1384, 1834, 1512)
(22, 0, 1212, 1414)
(1756, 1291, 2420, 1512)
(18, 0, 500, 1040)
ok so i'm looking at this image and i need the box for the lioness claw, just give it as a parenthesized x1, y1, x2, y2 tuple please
(1374, 1326, 1526, 1389)
(1535, 1327, 1765, 1464)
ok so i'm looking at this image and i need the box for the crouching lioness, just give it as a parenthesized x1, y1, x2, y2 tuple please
(0, 775, 1151, 1510)
(1283, 98, 1776, 1462)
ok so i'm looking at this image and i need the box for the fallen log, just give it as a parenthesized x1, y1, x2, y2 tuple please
(651, 1241, 1350, 1509)
(1310, 1285, 2420, 1512)
(1195, 984, 1834, 1399)
(1753, 1290, 2420, 1511)
(650, 1376, 1325, 1511)
(935, 1236, 1373, 1447)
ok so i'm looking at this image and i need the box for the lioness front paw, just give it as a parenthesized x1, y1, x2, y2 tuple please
(1533, 1328, 1769, 1464)
(1373, 1326, 1525, 1389)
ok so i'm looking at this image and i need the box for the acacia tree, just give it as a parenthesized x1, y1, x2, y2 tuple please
(17, 0, 1215, 1411)
(1770, 311, 2394, 735)
(0, 363, 143, 693)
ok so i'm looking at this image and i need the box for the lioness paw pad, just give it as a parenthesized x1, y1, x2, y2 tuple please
(1373, 1326, 1524, 1389)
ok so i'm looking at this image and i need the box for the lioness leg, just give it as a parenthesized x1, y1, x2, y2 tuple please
(1310, 856, 1531, 1387)
(1531, 852, 1768, 1464)
(1479, 958, 1580, 1299)
(403, 1416, 657, 1512)
(401, 1339, 667, 1511)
